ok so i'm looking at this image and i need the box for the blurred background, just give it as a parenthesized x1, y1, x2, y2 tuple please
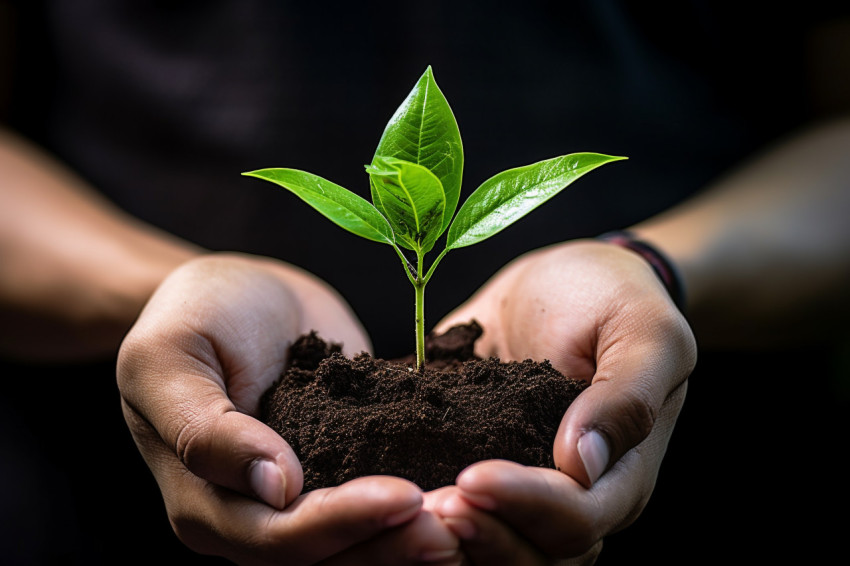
(1, 1, 849, 564)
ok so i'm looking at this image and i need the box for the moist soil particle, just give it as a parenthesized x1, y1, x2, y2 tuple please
(260, 321, 588, 491)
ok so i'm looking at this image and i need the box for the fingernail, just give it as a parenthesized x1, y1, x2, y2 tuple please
(578, 430, 610, 486)
(384, 502, 422, 528)
(249, 459, 287, 509)
(459, 491, 497, 510)
(437, 494, 477, 540)
(443, 516, 477, 540)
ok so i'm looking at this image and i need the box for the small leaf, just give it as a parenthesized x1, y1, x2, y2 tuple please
(446, 153, 626, 249)
(366, 157, 446, 253)
(243, 168, 395, 245)
(373, 66, 463, 235)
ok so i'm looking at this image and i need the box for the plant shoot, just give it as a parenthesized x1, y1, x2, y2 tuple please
(244, 67, 625, 370)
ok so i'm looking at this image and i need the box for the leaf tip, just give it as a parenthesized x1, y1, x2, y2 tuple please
(602, 154, 628, 163)
(421, 65, 436, 84)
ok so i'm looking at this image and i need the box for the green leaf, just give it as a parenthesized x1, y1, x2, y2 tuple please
(373, 66, 463, 235)
(446, 153, 627, 250)
(366, 157, 446, 253)
(242, 168, 395, 245)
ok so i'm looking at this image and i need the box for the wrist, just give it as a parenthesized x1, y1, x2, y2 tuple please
(596, 230, 686, 313)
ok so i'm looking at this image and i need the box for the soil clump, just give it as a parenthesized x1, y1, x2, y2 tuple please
(261, 321, 587, 491)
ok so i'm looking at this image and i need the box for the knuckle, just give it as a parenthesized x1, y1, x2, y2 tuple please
(115, 332, 149, 389)
(605, 385, 658, 451)
(655, 308, 698, 374)
(317, 489, 385, 537)
(588, 387, 659, 464)
(173, 409, 214, 470)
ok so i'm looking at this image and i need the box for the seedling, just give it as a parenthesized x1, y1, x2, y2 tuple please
(244, 67, 625, 371)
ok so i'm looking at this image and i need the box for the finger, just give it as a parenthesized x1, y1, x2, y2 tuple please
(453, 461, 600, 558)
(118, 328, 304, 508)
(278, 478, 425, 562)
(122, 394, 303, 511)
(241, 477, 424, 565)
(434, 487, 603, 566)
(434, 489, 549, 566)
(555, 303, 696, 487)
(454, 384, 687, 561)
(317, 506, 462, 566)
(209, 479, 423, 565)
(127, 419, 425, 565)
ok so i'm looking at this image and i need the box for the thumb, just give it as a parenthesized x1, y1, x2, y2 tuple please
(116, 255, 308, 509)
(174, 409, 304, 509)
(554, 325, 695, 488)
(119, 370, 304, 509)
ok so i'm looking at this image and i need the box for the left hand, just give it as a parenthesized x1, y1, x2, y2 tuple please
(117, 254, 463, 565)
(430, 239, 696, 564)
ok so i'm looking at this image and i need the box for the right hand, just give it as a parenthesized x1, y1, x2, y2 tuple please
(430, 240, 696, 564)
(117, 254, 461, 565)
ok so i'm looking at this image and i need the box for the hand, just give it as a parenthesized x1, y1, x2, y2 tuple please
(117, 253, 462, 565)
(432, 240, 696, 564)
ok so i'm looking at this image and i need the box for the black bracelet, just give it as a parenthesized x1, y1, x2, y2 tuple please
(597, 230, 686, 312)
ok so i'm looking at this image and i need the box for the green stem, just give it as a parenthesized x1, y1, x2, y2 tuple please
(393, 244, 417, 285)
(414, 252, 426, 372)
(413, 246, 453, 371)
(414, 279, 426, 372)
(423, 247, 449, 285)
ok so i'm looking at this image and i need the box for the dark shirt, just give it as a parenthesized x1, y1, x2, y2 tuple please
(8, 0, 821, 357)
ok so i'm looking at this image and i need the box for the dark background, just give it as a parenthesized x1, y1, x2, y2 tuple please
(2, 1, 849, 564)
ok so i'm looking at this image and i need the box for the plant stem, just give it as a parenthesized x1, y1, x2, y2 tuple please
(392, 244, 417, 285)
(414, 252, 426, 372)
(414, 280, 426, 372)
(423, 248, 449, 285)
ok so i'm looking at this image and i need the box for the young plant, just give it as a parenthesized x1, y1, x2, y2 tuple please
(243, 66, 625, 371)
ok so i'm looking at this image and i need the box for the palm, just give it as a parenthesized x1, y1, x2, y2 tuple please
(118, 254, 463, 564)
(433, 240, 696, 564)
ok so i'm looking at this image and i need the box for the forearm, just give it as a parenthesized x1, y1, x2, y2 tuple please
(0, 127, 201, 361)
(631, 118, 850, 348)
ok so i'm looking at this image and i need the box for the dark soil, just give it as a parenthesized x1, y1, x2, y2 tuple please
(260, 321, 587, 491)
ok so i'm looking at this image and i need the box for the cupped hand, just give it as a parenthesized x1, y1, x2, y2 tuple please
(117, 253, 462, 565)
(432, 239, 696, 564)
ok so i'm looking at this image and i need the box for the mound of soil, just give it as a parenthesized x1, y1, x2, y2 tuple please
(260, 321, 587, 491)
